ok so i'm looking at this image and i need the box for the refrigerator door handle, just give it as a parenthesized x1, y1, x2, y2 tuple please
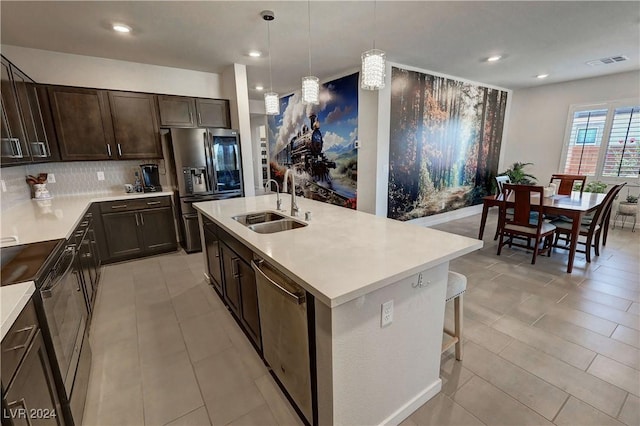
(205, 131, 217, 193)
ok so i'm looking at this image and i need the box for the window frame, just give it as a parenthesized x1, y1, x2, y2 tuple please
(559, 98, 640, 182)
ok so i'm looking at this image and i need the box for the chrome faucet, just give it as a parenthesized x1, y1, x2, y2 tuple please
(264, 179, 282, 211)
(283, 169, 299, 217)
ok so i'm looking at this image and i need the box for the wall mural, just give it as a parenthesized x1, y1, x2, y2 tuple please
(268, 72, 358, 209)
(388, 67, 508, 220)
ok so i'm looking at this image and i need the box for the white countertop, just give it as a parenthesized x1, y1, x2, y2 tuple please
(1, 191, 174, 247)
(1, 281, 35, 340)
(194, 194, 482, 307)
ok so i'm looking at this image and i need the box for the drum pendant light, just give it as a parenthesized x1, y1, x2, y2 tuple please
(361, 1, 386, 90)
(301, 0, 319, 105)
(262, 10, 279, 115)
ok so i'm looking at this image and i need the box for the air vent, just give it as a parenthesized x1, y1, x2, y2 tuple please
(586, 55, 629, 66)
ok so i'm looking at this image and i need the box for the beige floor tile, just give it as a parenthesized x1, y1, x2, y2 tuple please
(138, 316, 187, 363)
(560, 297, 640, 331)
(503, 295, 554, 325)
(490, 273, 569, 302)
(136, 299, 176, 327)
(580, 279, 640, 303)
(587, 355, 640, 396)
(542, 304, 619, 337)
(463, 300, 503, 326)
(534, 315, 639, 370)
(83, 382, 144, 426)
(629, 303, 640, 315)
(90, 304, 138, 349)
(461, 341, 568, 420)
(492, 316, 597, 370)
(563, 289, 633, 312)
(586, 267, 640, 291)
(612, 325, 640, 349)
(172, 285, 215, 323)
(219, 311, 268, 380)
(452, 376, 552, 425)
(141, 350, 204, 426)
(465, 285, 529, 314)
(618, 393, 640, 426)
(462, 316, 513, 354)
(164, 406, 210, 426)
(398, 416, 418, 426)
(488, 263, 556, 285)
(180, 311, 233, 363)
(500, 340, 627, 417)
(204, 383, 266, 426)
(164, 268, 201, 298)
(199, 283, 227, 312)
(554, 396, 625, 426)
(89, 336, 141, 395)
(227, 403, 277, 426)
(410, 392, 484, 426)
(255, 374, 304, 426)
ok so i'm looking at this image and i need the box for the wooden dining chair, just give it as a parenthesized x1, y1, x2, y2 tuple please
(552, 183, 625, 262)
(493, 176, 513, 240)
(497, 184, 556, 264)
(550, 174, 587, 196)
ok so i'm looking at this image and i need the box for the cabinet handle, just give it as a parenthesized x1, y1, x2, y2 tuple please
(80, 221, 89, 226)
(3, 325, 37, 352)
(106, 144, 112, 157)
(6, 398, 34, 426)
(232, 257, 240, 278)
(146, 201, 161, 206)
(198, 112, 202, 124)
(117, 143, 122, 157)
(189, 111, 193, 123)
(135, 213, 139, 226)
(30, 141, 48, 158)
(111, 204, 127, 209)
(140, 213, 144, 226)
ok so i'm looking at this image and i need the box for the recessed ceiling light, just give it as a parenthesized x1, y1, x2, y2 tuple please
(112, 23, 132, 33)
(255, 85, 264, 91)
(248, 51, 262, 58)
(536, 74, 549, 79)
(487, 55, 502, 62)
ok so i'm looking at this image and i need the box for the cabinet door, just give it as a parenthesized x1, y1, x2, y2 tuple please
(157, 95, 196, 127)
(109, 91, 162, 159)
(12, 66, 51, 162)
(238, 259, 261, 350)
(48, 86, 114, 161)
(102, 211, 143, 258)
(196, 98, 230, 128)
(139, 207, 177, 252)
(3, 331, 63, 426)
(204, 227, 223, 294)
(220, 243, 241, 317)
(1, 58, 29, 164)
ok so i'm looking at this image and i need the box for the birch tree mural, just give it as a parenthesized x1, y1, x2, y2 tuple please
(388, 67, 508, 220)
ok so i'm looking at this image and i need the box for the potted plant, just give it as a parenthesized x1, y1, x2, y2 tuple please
(619, 194, 639, 215)
(498, 162, 537, 184)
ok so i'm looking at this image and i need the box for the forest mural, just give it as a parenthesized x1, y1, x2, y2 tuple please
(388, 67, 508, 220)
(268, 73, 358, 209)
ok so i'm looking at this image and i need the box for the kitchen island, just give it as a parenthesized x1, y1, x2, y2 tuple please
(194, 194, 481, 425)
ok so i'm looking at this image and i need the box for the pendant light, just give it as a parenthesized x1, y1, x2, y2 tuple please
(262, 10, 279, 115)
(361, 1, 386, 90)
(301, 0, 320, 104)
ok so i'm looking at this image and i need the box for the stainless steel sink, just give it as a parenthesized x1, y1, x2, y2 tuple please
(248, 219, 308, 234)
(232, 211, 288, 226)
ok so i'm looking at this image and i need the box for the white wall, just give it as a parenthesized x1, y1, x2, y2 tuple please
(1, 45, 222, 97)
(502, 70, 640, 184)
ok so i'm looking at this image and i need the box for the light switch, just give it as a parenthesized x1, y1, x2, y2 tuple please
(97, 171, 105, 181)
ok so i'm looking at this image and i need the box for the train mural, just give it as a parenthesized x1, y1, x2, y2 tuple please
(268, 73, 359, 209)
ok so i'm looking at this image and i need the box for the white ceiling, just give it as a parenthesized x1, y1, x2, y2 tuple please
(1, 1, 639, 99)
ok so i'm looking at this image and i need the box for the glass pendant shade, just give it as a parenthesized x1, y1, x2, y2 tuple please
(361, 49, 386, 90)
(264, 92, 280, 115)
(301, 76, 320, 105)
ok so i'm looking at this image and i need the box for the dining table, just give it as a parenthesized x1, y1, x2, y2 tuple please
(478, 191, 608, 273)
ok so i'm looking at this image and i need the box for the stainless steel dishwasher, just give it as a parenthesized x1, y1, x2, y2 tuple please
(251, 258, 312, 424)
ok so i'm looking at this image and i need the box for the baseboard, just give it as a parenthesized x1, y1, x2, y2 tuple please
(407, 205, 484, 227)
(379, 379, 442, 425)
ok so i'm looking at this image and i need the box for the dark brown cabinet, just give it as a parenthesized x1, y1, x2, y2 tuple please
(158, 95, 230, 128)
(98, 197, 177, 262)
(203, 220, 223, 295)
(48, 86, 115, 161)
(108, 91, 162, 159)
(237, 258, 261, 348)
(2, 301, 63, 426)
(221, 242, 242, 318)
(1, 58, 30, 165)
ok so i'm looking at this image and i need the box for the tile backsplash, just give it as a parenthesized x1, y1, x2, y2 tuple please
(1, 160, 163, 210)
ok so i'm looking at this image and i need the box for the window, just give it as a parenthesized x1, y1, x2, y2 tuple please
(561, 101, 640, 179)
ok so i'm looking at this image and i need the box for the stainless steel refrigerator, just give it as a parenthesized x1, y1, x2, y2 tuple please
(165, 128, 244, 252)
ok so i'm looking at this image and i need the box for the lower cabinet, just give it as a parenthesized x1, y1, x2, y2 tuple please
(203, 222, 223, 295)
(220, 242, 242, 318)
(101, 211, 143, 259)
(2, 301, 63, 426)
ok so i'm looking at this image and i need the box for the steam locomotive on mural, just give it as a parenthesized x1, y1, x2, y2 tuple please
(275, 114, 336, 182)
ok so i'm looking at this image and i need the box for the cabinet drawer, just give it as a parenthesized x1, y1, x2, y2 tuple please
(99, 196, 170, 213)
(1, 300, 39, 389)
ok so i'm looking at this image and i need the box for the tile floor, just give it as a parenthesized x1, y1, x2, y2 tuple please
(83, 210, 639, 425)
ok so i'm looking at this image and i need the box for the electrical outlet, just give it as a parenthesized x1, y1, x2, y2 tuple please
(354, 140, 361, 149)
(381, 300, 393, 328)
(0, 180, 6, 192)
(97, 171, 105, 181)
(47, 173, 56, 183)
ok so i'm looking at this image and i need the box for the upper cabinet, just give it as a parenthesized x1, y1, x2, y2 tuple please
(158, 95, 230, 129)
(108, 91, 162, 159)
(1, 58, 29, 165)
(48, 86, 115, 161)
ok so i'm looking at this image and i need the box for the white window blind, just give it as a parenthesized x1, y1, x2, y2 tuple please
(602, 106, 640, 178)
(562, 109, 607, 176)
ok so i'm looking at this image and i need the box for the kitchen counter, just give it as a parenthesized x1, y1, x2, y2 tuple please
(1, 191, 174, 247)
(1, 281, 35, 340)
(194, 194, 481, 308)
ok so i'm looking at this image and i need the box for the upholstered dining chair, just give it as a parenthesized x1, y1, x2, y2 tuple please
(552, 183, 625, 262)
(497, 184, 556, 264)
(442, 271, 467, 361)
(493, 176, 513, 240)
(550, 174, 587, 196)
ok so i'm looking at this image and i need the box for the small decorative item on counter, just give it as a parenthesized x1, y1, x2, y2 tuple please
(133, 171, 143, 192)
(26, 174, 52, 199)
(124, 184, 134, 193)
